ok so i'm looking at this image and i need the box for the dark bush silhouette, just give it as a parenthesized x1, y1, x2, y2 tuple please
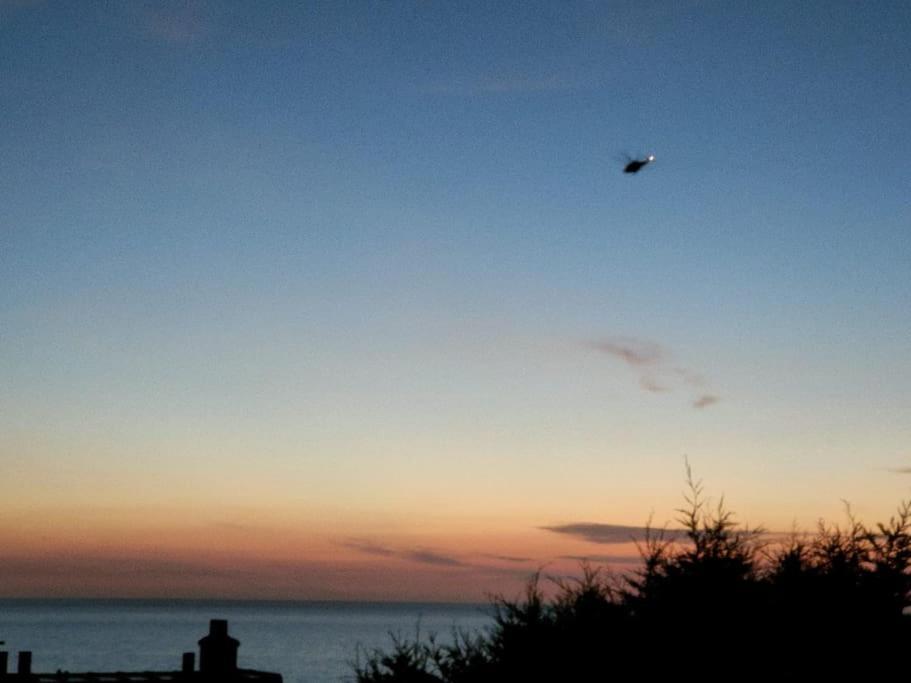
(355, 469, 911, 682)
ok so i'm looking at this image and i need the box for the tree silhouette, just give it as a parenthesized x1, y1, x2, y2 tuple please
(356, 473, 911, 682)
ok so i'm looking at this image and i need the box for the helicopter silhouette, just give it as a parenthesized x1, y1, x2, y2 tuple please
(622, 154, 655, 174)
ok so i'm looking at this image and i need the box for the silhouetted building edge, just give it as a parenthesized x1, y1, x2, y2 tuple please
(0, 620, 281, 683)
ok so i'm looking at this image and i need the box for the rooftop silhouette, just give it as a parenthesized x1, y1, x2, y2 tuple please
(0, 621, 281, 683)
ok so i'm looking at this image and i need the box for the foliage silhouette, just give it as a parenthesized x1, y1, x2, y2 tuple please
(355, 471, 911, 682)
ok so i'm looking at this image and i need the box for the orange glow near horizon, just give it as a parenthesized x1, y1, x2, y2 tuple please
(4, 441, 911, 601)
(0, 501, 649, 601)
(7, 488, 911, 601)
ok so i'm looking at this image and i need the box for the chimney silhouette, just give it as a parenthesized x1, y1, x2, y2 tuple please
(198, 620, 239, 674)
(17, 652, 32, 675)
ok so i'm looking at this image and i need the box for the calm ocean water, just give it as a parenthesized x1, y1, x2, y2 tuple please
(0, 600, 492, 683)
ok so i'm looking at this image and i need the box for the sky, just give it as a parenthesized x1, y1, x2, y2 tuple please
(1, 0, 910, 601)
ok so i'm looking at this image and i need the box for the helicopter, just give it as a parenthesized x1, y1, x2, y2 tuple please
(622, 154, 655, 174)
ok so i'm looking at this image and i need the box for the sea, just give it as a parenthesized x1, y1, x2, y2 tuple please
(0, 600, 493, 683)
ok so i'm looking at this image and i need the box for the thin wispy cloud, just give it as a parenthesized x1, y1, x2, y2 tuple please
(481, 554, 533, 564)
(591, 338, 664, 367)
(475, 75, 576, 93)
(0, 553, 245, 581)
(0, 549, 531, 600)
(403, 549, 465, 568)
(340, 539, 535, 578)
(674, 368, 705, 386)
(558, 554, 643, 566)
(693, 394, 720, 409)
(340, 539, 466, 568)
(340, 539, 398, 558)
(424, 71, 597, 96)
(590, 335, 720, 409)
(640, 376, 670, 393)
(136, 3, 215, 44)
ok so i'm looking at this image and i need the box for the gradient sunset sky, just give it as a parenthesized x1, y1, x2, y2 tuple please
(2, 1, 910, 601)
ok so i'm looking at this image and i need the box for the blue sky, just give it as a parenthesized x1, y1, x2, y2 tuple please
(1, 1, 910, 598)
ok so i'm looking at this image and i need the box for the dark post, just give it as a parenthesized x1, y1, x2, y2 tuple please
(17, 652, 32, 675)
(0, 651, 8, 675)
(198, 620, 239, 674)
(182, 653, 195, 673)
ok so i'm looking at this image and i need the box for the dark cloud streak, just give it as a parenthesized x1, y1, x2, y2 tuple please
(590, 338, 664, 367)
(402, 549, 466, 567)
(342, 539, 465, 567)
(481, 554, 533, 564)
(340, 539, 398, 558)
(541, 523, 689, 545)
(693, 394, 720, 409)
(340, 540, 536, 577)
